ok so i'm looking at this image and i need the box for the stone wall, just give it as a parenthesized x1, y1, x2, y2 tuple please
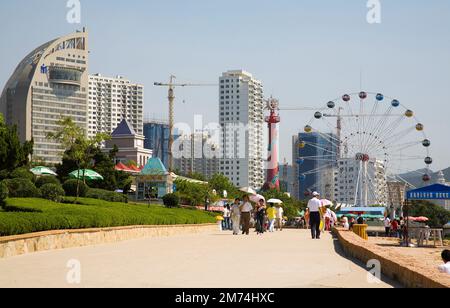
(333, 227, 450, 288)
(0, 224, 217, 259)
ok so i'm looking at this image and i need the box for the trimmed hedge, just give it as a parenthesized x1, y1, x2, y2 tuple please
(2, 178, 40, 198)
(163, 193, 180, 208)
(10, 167, 35, 182)
(63, 179, 89, 197)
(0, 181, 8, 206)
(86, 188, 127, 203)
(35, 176, 60, 188)
(40, 184, 65, 203)
(0, 198, 217, 236)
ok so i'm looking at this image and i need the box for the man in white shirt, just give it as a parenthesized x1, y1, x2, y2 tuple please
(438, 250, 450, 274)
(307, 192, 323, 239)
(384, 217, 391, 237)
(276, 205, 284, 231)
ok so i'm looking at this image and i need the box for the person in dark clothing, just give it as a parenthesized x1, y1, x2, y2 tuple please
(307, 192, 323, 239)
(255, 199, 267, 235)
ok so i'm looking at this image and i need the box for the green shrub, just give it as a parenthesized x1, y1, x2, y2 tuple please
(3, 178, 40, 198)
(0, 181, 8, 206)
(86, 188, 127, 203)
(0, 198, 217, 236)
(40, 184, 65, 203)
(10, 167, 35, 182)
(35, 176, 60, 188)
(0, 170, 9, 181)
(162, 193, 180, 208)
(63, 179, 88, 197)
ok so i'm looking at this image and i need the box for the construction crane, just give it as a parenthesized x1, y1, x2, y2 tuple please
(154, 75, 217, 171)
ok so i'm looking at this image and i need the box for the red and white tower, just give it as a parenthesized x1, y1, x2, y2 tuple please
(263, 97, 281, 191)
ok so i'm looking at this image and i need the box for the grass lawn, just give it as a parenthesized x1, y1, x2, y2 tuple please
(0, 198, 217, 236)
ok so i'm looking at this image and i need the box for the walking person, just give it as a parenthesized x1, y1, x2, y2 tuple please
(304, 208, 310, 230)
(240, 195, 253, 235)
(230, 198, 241, 235)
(267, 203, 277, 233)
(384, 216, 391, 237)
(307, 192, 323, 239)
(391, 219, 399, 238)
(255, 199, 267, 235)
(276, 204, 284, 231)
(223, 204, 231, 231)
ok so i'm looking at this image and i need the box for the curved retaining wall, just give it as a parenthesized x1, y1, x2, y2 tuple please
(0, 224, 217, 259)
(333, 227, 450, 288)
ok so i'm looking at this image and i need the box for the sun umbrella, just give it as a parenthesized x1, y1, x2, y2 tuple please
(321, 199, 333, 207)
(267, 199, 283, 204)
(250, 194, 265, 203)
(239, 187, 257, 195)
(30, 166, 57, 176)
(69, 169, 104, 181)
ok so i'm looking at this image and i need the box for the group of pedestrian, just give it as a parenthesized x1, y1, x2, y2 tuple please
(223, 195, 285, 236)
(384, 216, 405, 238)
(304, 192, 339, 239)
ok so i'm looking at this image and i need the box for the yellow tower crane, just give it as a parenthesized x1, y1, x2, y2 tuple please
(154, 75, 217, 171)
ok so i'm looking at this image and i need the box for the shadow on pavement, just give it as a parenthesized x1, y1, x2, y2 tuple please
(331, 234, 404, 288)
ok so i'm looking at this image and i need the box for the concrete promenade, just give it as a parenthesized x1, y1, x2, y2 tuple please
(0, 229, 400, 288)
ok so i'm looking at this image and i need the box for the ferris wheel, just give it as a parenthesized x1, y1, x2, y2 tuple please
(297, 91, 432, 206)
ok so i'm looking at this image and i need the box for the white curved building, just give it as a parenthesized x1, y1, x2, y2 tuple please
(0, 29, 89, 164)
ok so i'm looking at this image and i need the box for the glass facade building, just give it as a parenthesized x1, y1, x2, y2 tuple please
(143, 121, 170, 169)
(295, 132, 338, 200)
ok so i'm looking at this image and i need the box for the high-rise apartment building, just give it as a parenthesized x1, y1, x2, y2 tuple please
(87, 74, 144, 138)
(173, 132, 219, 180)
(0, 29, 89, 164)
(219, 70, 264, 189)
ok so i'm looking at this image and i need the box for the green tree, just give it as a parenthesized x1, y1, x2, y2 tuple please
(174, 179, 212, 206)
(48, 117, 110, 199)
(209, 173, 238, 198)
(408, 200, 450, 228)
(262, 189, 307, 219)
(186, 172, 206, 182)
(0, 114, 34, 171)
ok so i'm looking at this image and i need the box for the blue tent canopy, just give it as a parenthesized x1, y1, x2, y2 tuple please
(406, 184, 450, 200)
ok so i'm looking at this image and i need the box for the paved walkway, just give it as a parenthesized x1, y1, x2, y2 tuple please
(0, 230, 401, 288)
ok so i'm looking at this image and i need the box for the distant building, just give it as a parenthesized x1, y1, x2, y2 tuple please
(143, 120, 170, 169)
(293, 132, 338, 200)
(279, 162, 295, 196)
(103, 119, 152, 167)
(335, 158, 387, 206)
(434, 171, 450, 211)
(174, 132, 219, 180)
(88, 74, 144, 138)
(387, 181, 407, 216)
(219, 70, 264, 189)
(0, 29, 89, 164)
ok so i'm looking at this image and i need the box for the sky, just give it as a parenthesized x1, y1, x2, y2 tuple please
(1, 0, 449, 173)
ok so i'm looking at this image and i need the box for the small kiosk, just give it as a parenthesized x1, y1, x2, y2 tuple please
(135, 158, 173, 200)
(404, 184, 450, 246)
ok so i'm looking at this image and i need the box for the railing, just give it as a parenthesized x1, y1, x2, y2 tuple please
(352, 224, 369, 240)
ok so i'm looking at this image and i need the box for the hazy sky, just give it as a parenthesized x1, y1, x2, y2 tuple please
(1, 0, 449, 173)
